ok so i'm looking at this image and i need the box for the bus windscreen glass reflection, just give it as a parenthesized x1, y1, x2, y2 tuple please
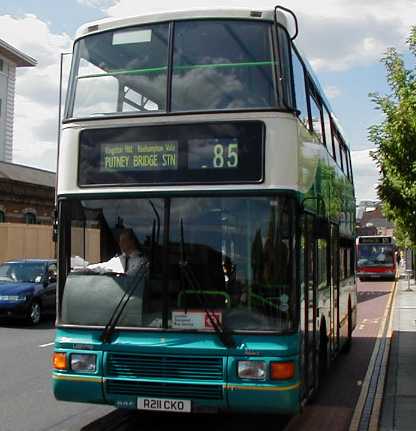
(357, 245, 394, 267)
(60, 196, 294, 332)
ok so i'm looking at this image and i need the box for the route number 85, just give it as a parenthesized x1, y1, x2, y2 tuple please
(213, 143, 238, 168)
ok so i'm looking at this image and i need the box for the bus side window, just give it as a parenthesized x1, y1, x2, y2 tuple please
(350, 151, 354, 182)
(309, 93, 324, 143)
(277, 26, 294, 108)
(341, 145, 348, 176)
(323, 107, 335, 158)
(339, 247, 346, 280)
(346, 149, 353, 181)
(291, 48, 308, 126)
(333, 131, 343, 169)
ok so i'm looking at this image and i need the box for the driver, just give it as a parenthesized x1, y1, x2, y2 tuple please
(118, 229, 146, 274)
(87, 228, 147, 275)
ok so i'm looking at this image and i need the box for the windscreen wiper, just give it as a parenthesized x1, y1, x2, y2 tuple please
(148, 200, 160, 243)
(100, 261, 149, 343)
(179, 219, 236, 349)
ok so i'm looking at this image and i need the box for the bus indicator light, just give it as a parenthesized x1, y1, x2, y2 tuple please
(270, 362, 295, 380)
(53, 352, 67, 370)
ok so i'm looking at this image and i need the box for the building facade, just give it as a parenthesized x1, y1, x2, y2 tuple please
(356, 201, 395, 237)
(0, 161, 55, 225)
(0, 39, 36, 162)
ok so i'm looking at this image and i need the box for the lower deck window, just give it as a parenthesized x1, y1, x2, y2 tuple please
(59, 195, 295, 332)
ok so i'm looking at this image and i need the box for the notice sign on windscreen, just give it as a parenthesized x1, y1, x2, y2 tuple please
(101, 141, 178, 172)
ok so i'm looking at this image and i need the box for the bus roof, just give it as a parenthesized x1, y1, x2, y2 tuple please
(75, 8, 289, 40)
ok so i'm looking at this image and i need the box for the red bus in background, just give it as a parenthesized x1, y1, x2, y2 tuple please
(356, 236, 397, 281)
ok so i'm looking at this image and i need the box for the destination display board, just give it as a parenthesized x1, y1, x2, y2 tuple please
(102, 141, 178, 171)
(78, 122, 264, 186)
(358, 237, 392, 244)
(188, 138, 239, 170)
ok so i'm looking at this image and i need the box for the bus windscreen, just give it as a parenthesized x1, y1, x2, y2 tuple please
(357, 244, 394, 267)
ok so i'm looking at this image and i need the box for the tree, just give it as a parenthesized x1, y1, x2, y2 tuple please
(369, 27, 416, 246)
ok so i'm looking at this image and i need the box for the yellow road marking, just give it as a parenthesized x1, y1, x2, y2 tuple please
(368, 280, 398, 431)
(349, 278, 397, 431)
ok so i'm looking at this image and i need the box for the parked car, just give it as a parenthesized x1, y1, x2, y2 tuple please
(0, 259, 57, 325)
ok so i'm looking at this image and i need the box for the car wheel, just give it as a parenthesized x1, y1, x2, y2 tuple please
(27, 300, 41, 325)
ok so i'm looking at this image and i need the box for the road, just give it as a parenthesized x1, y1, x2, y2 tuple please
(0, 318, 114, 431)
(287, 278, 394, 430)
(0, 278, 394, 431)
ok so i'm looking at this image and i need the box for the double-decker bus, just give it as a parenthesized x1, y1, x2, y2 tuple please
(356, 236, 397, 281)
(52, 7, 356, 415)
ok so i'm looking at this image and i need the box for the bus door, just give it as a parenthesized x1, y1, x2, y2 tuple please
(303, 213, 317, 394)
(330, 224, 340, 352)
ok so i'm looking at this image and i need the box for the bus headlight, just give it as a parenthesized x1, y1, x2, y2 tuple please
(70, 354, 96, 373)
(237, 361, 266, 380)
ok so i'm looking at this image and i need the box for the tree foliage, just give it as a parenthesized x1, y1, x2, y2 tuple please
(369, 27, 416, 247)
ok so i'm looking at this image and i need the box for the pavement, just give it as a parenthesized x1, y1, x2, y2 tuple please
(380, 274, 416, 431)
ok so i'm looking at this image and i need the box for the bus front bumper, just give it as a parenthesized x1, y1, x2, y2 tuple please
(357, 271, 396, 279)
(53, 372, 300, 414)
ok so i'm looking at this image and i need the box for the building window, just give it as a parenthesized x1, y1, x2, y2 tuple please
(25, 212, 37, 224)
(0, 211, 4, 223)
(0, 58, 3, 72)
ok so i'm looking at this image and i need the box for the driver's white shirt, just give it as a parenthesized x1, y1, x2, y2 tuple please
(87, 251, 146, 274)
(120, 251, 145, 275)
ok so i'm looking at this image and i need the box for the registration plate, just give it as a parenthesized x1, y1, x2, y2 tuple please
(137, 397, 191, 413)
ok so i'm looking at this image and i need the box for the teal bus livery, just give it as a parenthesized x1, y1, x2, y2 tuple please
(52, 6, 356, 415)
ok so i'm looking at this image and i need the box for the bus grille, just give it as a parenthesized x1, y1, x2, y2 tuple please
(106, 354, 224, 381)
(105, 379, 223, 400)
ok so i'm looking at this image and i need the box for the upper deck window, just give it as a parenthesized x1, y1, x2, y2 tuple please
(292, 49, 308, 126)
(68, 23, 169, 118)
(309, 93, 323, 143)
(66, 19, 281, 119)
(172, 20, 276, 111)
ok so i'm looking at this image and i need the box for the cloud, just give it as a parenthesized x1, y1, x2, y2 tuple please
(301, 15, 405, 72)
(77, 0, 115, 10)
(351, 149, 379, 201)
(324, 85, 341, 100)
(105, 0, 415, 72)
(3, 0, 413, 197)
(0, 14, 71, 171)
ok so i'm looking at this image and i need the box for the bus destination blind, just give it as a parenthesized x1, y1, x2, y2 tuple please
(79, 122, 264, 186)
(102, 141, 178, 171)
(359, 237, 392, 244)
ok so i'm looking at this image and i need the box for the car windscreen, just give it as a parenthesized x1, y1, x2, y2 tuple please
(0, 263, 45, 283)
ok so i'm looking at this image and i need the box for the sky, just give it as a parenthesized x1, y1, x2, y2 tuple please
(1, 0, 415, 202)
